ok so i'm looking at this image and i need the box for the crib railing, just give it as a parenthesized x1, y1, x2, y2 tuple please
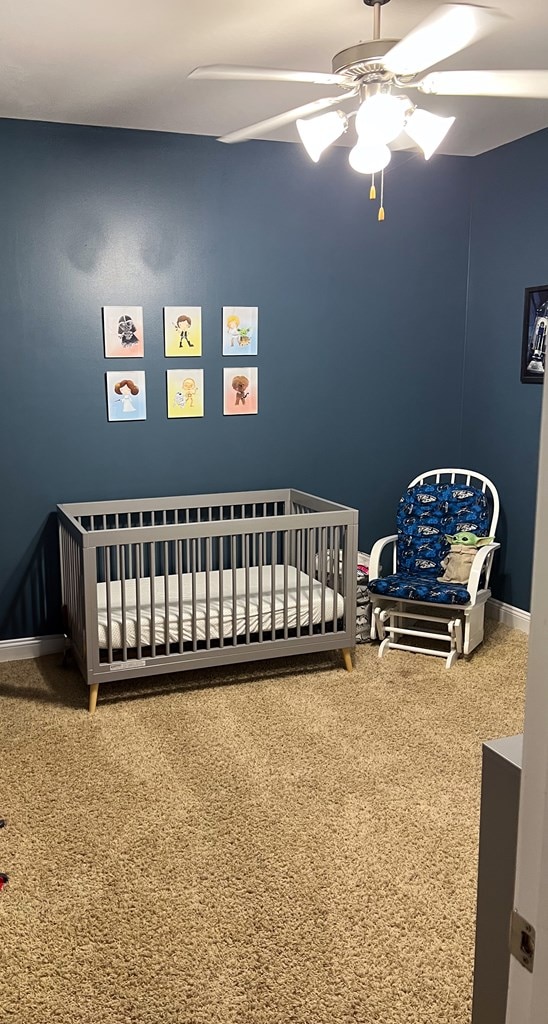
(58, 488, 358, 686)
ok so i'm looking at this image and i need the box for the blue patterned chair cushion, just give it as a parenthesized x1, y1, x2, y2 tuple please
(396, 481, 489, 576)
(368, 573, 471, 605)
(368, 480, 490, 607)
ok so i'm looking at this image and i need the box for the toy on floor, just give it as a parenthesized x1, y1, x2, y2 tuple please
(438, 531, 495, 585)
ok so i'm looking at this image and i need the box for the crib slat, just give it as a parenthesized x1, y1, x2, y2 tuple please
(120, 544, 127, 661)
(296, 528, 302, 638)
(191, 538, 198, 652)
(271, 530, 277, 640)
(283, 530, 289, 641)
(114, 514, 120, 583)
(258, 532, 264, 643)
(206, 536, 212, 649)
(232, 534, 238, 646)
(320, 526, 326, 635)
(219, 535, 224, 648)
(164, 540, 170, 654)
(184, 508, 190, 575)
(135, 543, 142, 659)
(150, 542, 156, 657)
(252, 506, 258, 565)
(245, 533, 250, 644)
(138, 528, 144, 655)
(177, 539, 184, 654)
(333, 526, 340, 634)
(308, 528, 315, 636)
(127, 526, 133, 580)
(105, 545, 112, 663)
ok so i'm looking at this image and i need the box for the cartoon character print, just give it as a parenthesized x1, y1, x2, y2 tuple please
(175, 314, 193, 349)
(118, 315, 139, 348)
(232, 375, 249, 406)
(226, 315, 240, 348)
(181, 377, 198, 407)
(114, 378, 139, 413)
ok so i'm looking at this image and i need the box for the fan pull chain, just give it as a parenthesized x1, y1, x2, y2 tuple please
(378, 168, 385, 221)
(369, 173, 376, 200)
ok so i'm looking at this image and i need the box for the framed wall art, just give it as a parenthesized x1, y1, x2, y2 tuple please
(521, 285, 548, 384)
(103, 306, 144, 358)
(106, 372, 147, 421)
(222, 306, 258, 355)
(223, 368, 258, 416)
(166, 369, 204, 418)
(164, 306, 202, 357)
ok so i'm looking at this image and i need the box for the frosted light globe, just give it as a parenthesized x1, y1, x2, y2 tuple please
(355, 93, 408, 144)
(348, 143, 391, 175)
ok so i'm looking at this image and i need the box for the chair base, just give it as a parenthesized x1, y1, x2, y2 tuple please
(373, 598, 487, 669)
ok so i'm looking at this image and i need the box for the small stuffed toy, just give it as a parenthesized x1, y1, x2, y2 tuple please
(438, 531, 495, 585)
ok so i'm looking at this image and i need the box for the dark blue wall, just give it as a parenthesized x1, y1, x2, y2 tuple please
(462, 128, 548, 610)
(0, 119, 472, 639)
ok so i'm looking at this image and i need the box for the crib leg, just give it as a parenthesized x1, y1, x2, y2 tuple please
(88, 683, 99, 716)
(341, 648, 353, 672)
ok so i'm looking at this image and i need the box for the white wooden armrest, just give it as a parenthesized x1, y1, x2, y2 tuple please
(369, 534, 398, 580)
(467, 543, 500, 601)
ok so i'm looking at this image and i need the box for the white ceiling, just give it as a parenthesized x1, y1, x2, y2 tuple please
(1, 0, 547, 156)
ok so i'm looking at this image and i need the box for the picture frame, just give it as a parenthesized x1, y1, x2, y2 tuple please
(521, 285, 548, 384)
(166, 369, 204, 418)
(106, 371, 147, 421)
(222, 306, 258, 356)
(103, 306, 144, 358)
(223, 367, 258, 415)
(164, 306, 202, 357)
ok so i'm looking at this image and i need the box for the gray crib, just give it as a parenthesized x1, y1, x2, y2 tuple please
(57, 489, 358, 714)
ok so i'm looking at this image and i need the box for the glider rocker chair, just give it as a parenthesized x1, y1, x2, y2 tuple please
(368, 469, 500, 668)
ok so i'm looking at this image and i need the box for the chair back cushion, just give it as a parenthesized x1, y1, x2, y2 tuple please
(397, 481, 490, 576)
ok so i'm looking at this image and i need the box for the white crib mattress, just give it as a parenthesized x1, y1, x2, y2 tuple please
(97, 565, 345, 650)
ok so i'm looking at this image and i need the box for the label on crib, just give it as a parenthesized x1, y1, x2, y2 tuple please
(109, 659, 147, 671)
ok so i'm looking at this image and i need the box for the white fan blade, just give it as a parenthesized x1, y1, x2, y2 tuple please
(417, 69, 548, 98)
(218, 91, 357, 144)
(384, 3, 506, 77)
(188, 64, 349, 86)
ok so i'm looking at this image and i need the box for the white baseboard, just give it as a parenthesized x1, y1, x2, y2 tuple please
(487, 599, 530, 634)
(0, 634, 65, 662)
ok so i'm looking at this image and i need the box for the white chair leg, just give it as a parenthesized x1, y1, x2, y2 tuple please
(464, 604, 486, 655)
(379, 637, 391, 659)
(373, 606, 387, 641)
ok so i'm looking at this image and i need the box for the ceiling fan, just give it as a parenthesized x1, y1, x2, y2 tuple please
(188, 1, 548, 165)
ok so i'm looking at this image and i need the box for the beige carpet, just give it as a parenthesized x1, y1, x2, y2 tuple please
(0, 623, 526, 1024)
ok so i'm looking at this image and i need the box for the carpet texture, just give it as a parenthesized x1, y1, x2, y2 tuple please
(0, 623, 526, 1024)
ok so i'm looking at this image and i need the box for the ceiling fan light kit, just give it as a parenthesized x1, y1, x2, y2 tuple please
(189, 0, 547, 223)
(405, 108, 456, 160)
(296, 109, 349, 162)
(349, 141, 392, 174)
(354, 92, 410, 144)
